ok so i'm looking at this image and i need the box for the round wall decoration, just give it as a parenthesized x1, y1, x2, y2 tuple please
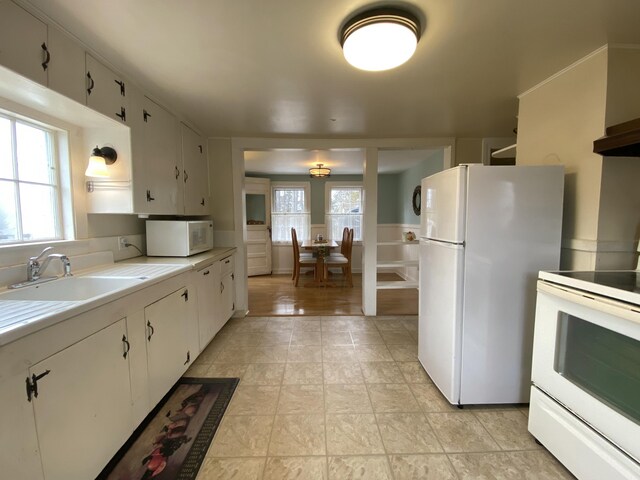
(412, 185, 421, 216)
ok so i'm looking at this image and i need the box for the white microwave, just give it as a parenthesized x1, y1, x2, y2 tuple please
(146, 220, 213, 257)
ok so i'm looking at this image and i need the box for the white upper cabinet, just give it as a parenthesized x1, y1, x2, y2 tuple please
(85, 53, 128, 124)
(0, 0, 48, 86)
(181, 122, 210, 215)
(47, 26, 85, 104)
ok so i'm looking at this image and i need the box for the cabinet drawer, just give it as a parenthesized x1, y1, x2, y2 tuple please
(220, 255, 234, 276)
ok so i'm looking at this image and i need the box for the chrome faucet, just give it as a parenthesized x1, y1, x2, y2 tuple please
(27, 247, 73, 281)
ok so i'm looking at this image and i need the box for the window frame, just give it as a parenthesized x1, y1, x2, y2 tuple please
(270, 181, 311, 244)
(0, 111, 65, 246)
(324, 181, 364, 242)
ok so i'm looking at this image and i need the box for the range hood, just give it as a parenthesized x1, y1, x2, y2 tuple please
(593, 117, 640, 156)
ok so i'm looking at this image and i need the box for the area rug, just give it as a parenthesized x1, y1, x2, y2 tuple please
(98, 377, 239, 480)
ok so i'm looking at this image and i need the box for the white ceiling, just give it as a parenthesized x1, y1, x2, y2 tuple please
(25, 0, 640, 139)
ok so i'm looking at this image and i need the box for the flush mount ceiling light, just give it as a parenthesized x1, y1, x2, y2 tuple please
(85, 145, 117, 177)
(340, 7, 421, 71)
(309, 163, 331, 178)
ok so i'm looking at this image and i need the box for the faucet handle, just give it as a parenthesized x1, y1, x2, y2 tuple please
(29, 246, 53, 263)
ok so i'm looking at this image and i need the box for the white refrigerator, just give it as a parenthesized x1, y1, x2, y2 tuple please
(418, 164, 564, 405)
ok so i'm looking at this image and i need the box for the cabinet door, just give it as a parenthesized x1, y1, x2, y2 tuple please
(29, 318, 133, 480)
(196, 262, 220, 350)
(0, 0, 48, 85)
(47, 26, 85, 104)
(140, 96, 180, 214)
(181, 122, 209, 215)
(145, 287, 190, 406)
(86, 53, 127, 123)
(219, 271, 235, 331)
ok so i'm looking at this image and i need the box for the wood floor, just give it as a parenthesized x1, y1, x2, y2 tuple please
(247, 272, 418, 317)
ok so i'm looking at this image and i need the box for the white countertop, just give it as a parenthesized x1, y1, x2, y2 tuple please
(0, 247, 236, 346)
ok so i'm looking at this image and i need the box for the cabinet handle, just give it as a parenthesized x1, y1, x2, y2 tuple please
(175, 166, 180, 179)
(114, 79, 125, 96)
(115, 107, 126, 122)
(181, 289, 189, 301)
(220, 282, 224, 293)
(122, 334, 131, 359)
(147, 320, 155, 341)
(143, 109, 151, 122)
(146, 189, 155, 202)
(231, 273, 234, 280)
(200, 198, 205, 206)
(224, 259, 230, 264)
(203, 270, 210, 276)
(183, 170, 188, 183)
(184, 351, 191, 365)
(198, 145, 203, 154)
(25, 369, 51, 402)
(86, 71, 95, 95)
(41, 43, 50, 71)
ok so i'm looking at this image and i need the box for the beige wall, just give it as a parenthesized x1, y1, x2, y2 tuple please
(454, 138, 483, 166)
(208, 138, 235, 244)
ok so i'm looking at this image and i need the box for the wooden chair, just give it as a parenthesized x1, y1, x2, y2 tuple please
(291, 228, 316, 286)
(325, 228, 354, 287)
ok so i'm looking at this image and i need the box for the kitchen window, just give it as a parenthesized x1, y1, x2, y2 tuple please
(271, 182, 310, 243)
(325, 182, 363, 241)
(0, 113, 64, 245)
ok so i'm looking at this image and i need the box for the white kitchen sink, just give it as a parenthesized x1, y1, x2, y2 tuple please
(0, 276, 144, 302)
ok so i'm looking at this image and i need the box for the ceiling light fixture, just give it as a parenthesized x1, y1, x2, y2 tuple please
(85, 146, 117, 177)
(340, 7, 421, 71)
(309, 163, 331, 178)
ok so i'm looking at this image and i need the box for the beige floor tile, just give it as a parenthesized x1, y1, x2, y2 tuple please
(448, 450, 576, 479)
(347, 320, 380, 333)
(350, 330, 384, 344)
(360, 361, 404, 383)
(355, 345, 395, 362)
(367, 384, 421, 413)
(196, 457, 265, 480)
(426, 412, 501, 453)
(263, 456, 328, 480)
(227, 385, 280, 415)
(197, 341, 226, 363)
(208, 415, 274, 457)
(288, 345, 323, 362)
(277, 384, 325, 414)
(519, 405, 530, 417)
(260, 331, 293, 345)
(225, 333, 264, 346)
(387, 344, 418, 362)
(376, 413, 442, 454)
(409, 384, 458, 413)
(400, 318, 419, 332)
(397, 362, 431, 384)
(268, 414, 326, 456)
(233, 319, 268, 332)
(325, 414, 385, 455)
(323, 362, 363, 384)
(474, 410, 540, 450)
(290, 330, 322, 345)
(242, 363, 285, 385)
(328, 456, 393, 480)
(380, 330, 415, 344)
(374, 319, 408, 331)
(266, 318, 294, 331)
(283, 362, 323, 384)
(325, 384, 373, 413)
(321, 319, 351, 331)
(206, 363, 248, 380)
(388, 454, 457, 480)
(322, 331, 354, 346)
(293, 319, 321, 331)
(185, 363, 212, 377)
(253, 345, 289, 363)
(215, 346, 261, 364)
(323, 345, 358, 362)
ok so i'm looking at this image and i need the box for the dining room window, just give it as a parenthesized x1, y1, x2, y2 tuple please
(0, 112, 64, 245)
(271, 182, 310, 243)
(325, 182, 363, 241)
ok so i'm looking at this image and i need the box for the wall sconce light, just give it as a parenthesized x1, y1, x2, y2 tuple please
(85, 146, 118, 177)
(309, 163, 331, 178)
(340, 7, 421, 71)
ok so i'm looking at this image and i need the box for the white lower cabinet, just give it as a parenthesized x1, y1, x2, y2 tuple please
(145, 286, 191, 406)
(195, 260, 221, 350)
(220, 264, 235, 329)
(29, 318, 133, 480)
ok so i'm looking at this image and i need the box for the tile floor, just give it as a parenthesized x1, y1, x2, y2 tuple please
(187, 315, 576, 480)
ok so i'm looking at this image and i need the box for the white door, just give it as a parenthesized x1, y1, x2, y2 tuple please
(86, 53, 127, 123)
(30, 318, 133, 480)
(418, 239, 464, 404)
(196, 261, 221, 350)
(420, 166, 466, 243)
(245, 177, 272, 276)
(48, 26, 86, 104)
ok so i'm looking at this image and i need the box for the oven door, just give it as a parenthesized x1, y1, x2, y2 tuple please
(531, 281, 640, 463)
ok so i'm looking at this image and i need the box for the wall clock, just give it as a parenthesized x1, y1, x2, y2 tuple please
(412, 185, 421, 216)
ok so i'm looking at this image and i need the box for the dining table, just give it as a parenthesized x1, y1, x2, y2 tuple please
(300, 239, 339, 286)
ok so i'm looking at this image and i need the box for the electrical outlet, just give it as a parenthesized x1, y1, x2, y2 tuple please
(118, 236, 129, 250)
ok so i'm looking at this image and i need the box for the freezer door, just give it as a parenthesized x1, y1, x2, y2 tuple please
(418, 239, 464, 404)
(420, 166, 466, 243)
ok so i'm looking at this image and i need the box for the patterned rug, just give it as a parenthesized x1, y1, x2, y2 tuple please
(98, 377, 239, 480)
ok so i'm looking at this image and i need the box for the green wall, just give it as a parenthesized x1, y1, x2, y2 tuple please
(399, 151, 444, 224)
(377, 174, 401, 223)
